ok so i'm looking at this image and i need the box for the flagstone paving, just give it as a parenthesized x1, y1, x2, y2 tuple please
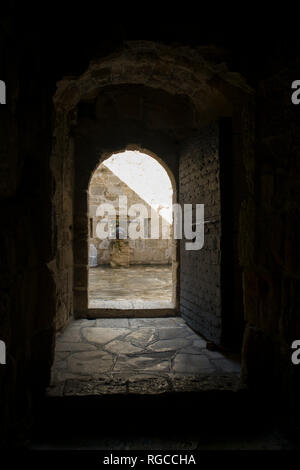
(49, 317, 241, 396)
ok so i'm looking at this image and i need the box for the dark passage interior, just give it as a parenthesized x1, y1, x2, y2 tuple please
(1, 16, 300, 450)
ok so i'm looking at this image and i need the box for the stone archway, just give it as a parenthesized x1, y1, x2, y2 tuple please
(86, 148, 178, 315)
(50, 40, 254, 349)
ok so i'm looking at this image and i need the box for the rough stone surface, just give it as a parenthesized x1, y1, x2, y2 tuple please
(67, 351, 114, 375)
(147, 338, 191, 352)
(104, 339, 143, 355)
(124, 328, 157, 347)
(173, 354, 214, 374)
(82, 327, 130, 345)
(49, 317, 241, 396)
(55, 342, 97, 352)
(179, 124, 222, 342)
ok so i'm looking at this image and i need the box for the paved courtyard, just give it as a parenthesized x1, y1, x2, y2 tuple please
(49, 317, 241, 397)
(88, 265, 173, 309)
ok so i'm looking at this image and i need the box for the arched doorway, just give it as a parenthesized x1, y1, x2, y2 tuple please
(51, 41, 252, 349)
(87, 149, 178, 315)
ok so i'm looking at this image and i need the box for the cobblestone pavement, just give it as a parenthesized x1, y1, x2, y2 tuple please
(49, 317, 241, 396)
(88, 265, 173, 309)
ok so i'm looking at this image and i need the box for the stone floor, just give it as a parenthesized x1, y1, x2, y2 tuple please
(88, 265, 173, 309)
(49, 317, 241, 396)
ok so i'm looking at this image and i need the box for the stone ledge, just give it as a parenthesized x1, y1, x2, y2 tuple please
(47, 372, 245, 397)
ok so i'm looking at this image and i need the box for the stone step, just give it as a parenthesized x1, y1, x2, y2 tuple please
(32, 373, 260, 449)
(47, 372, 244, 397)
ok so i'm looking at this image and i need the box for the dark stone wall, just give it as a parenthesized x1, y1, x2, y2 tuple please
(179, 124, 222, 342)
(0, 18, 56, 446)
(241, 54, 300, 419)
